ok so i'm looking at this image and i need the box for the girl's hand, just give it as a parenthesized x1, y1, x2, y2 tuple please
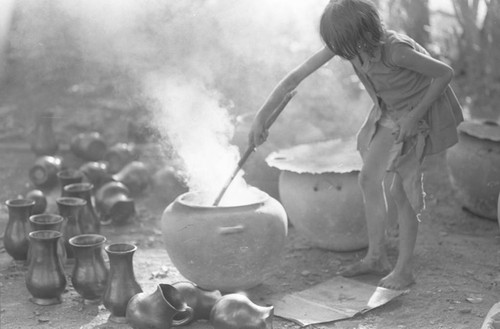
(395, 113, 419, 143)
(248, 118, 269, 147)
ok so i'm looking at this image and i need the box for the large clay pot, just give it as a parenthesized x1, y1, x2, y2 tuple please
(126, 284, 194, 329)
(267, 139, 368, 251)
(161, 187, 287, 292)
(446, 120, 500, 220)
(4, 198, 35, 261)
(29, 156, 64, 188)
(25, 230, 66, 305)
(209, 293, 273, 329)
(70, 132, 107, 161)
(30, 111, 58, 156)
(171, 281, 222, 324)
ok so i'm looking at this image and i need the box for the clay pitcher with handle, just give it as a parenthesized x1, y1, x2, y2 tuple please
(172, 281, 221, 324)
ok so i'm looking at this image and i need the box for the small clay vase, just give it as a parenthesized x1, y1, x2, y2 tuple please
(29, 156, 64, 188)
(4, 199, 35, 262)
(57, 169, 84, 197)
(70, 132, 107, 161)
(95, 181, 135, 225)
(79, 161, 113, 190)
(103, 243, 142, 323)
(112, 161, 150, 195)
(28, 214, 67, 265)
(69, 234, 109, 303)
(25, 230, 66, 305)
(126, 284, 195, 329)
(56, 197, 86, 260)
(30, 110, 58, 156)
(64, 183, 100, 234)
(172, 281, 222, 324)
(209, 294, 274, 329)
(25, 189, 47, 215)
(104, 143, 139, 174)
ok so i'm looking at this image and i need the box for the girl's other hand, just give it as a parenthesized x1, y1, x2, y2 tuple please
(395, 113, 418, 143)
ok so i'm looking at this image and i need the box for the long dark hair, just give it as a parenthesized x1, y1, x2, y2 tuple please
(320, 0, 384, 60)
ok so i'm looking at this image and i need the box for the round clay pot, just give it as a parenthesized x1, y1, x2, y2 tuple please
(25, 189, 47, 215)
(79, 161, 112, 190)
(70, 132, 107, 161)
(29, 156, 64, 188)
(111, 161, 151, 196)
(95, 181, 135, 225)
(104, 142, 139, 174)
(446, 120, 500, 220)
(267, 139, 368, 251)
(171, 281, 222, 323)
(161, 187, 287, 292)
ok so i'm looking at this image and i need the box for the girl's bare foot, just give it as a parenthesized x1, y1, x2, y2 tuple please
(337, 258, 392, 277)
(379, 270, 415, 290)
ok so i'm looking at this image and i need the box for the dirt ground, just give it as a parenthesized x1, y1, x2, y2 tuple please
(0, 41, 500, 329)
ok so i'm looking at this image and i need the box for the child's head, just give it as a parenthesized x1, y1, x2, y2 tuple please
(320, 0, 384, 60)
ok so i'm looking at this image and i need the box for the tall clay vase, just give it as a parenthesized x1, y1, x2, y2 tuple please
(4, 199, 35, 262)
(30, 111, 58, 156)
(25, 230, 67, 305)
(126, 284, 195, 329)
(70, 131, 107, 161)
(69, 234, 109, 303)
(172, 281, 222, 324)
(95, 181, 135, 225)
(28, 214, 67, 265)
(64, 183, 100, 234)
(57, 169, 84, 197)
(209, 293, 274, 329)
(56, 197, 86, 260)
(103, 243, 142, 323)
(29, 156, 64, 188)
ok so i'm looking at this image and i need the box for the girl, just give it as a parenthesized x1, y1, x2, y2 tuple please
(248, 0, 463, 290)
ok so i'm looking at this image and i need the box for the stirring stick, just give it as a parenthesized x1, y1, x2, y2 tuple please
(212, 90, 297, 206)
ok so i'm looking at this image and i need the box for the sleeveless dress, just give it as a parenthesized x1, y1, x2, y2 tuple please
(352, 30, 464, 213)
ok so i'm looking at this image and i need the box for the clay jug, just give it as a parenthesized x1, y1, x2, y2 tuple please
(4, 198, 35, 262)
(126, 284, 195, 329)
(56, 197, 85, 260)
(25, 230, 67, 305)
(69, 234, 109, 303)
(57, 169, 84, 197)
(79, 161, 112, 190)
(172, 281, 222, 323)
(70, 132, 107, 161)
(151, 166, 188, 205)
(64, 182, 100, 234)
(209, 293, 274, 329)
(104, 142, 139, 174)
(103, 243, 142, 323)
(112, 161, 151, 195)
(25, 189, 47, 215)
(30, 110, 58, 156)
(29, 156, 64, 188)
(162, 187, 287, 292)
(28, 214, 67, 265)
(95, 181, 135, 225)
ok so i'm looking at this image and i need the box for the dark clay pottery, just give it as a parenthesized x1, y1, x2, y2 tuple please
(4, 198, 35, 261)
(30, 110, 58, 156)
(56, 197, 86, 259)
(104, 143, 139, 174)
(112, 161, 151, 196)
(28, 214, 67, 265)
(57, 169, 84, 197)
(126, 284, 194, 329)
(151, 166, 188, 205)
(103, 243, 142, 323)
(70, 132, 107, 161)
(25, 189, 47, 215)
(171, 281, 221, 323)
(25, 230, 67, 305)
(209, 293, 274, 329)
(69, 234, 109, 303)
(64, 182, 100, 234)
(79, 161, 112, 190)
(29, 156, 64, 188)
(95, 181, 135, 225)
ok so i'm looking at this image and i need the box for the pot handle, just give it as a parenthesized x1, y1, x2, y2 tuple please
(172, 305, 194, 326)
(218, 225, 245, 235)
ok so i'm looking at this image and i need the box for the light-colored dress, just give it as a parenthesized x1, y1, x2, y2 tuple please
(352, 30, 464, 213)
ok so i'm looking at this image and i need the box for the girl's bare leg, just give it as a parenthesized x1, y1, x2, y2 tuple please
(379, 172, 417, 290)
(338, 125, 393, 277)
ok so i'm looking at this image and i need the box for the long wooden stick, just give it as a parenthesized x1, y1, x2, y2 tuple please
(212, 90, 297, 206)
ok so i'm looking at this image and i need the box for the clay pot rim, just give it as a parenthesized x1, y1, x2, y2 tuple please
(29, 230, 62, 240)
(29, 214, 63, 225)
(105, 243, 137, 254)
(69, 234, 106, 247)
(64, 182, 94, 192)
(56, 197, 87, 206)
(5, 198, 36, 207)
(177, 188, 269, 209)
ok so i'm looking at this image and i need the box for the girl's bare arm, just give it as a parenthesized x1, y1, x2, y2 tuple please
(250, 46, 335, 146)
